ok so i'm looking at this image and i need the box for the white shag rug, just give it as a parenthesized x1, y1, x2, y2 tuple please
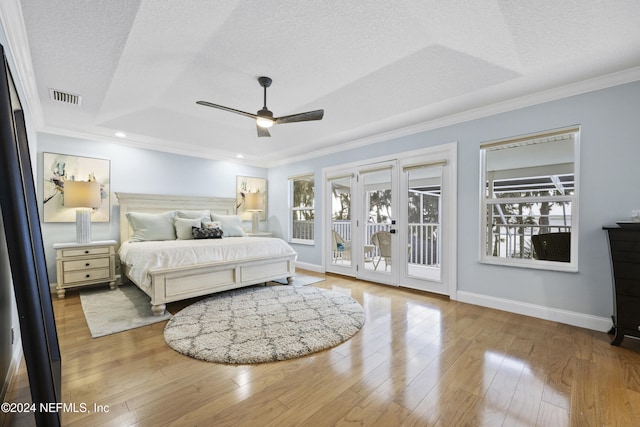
(80, 284, 172, 338)
(164, 285, 364, 364)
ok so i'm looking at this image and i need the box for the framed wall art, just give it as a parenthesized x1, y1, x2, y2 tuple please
(236, 175, 267, 221)
(43, 152, 110, 222)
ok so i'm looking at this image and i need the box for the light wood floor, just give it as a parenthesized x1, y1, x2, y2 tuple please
(4, 271, 640, 426)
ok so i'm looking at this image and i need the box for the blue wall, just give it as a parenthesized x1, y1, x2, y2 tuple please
(34, 81, 640, 321)
(269, 81, 640, 319)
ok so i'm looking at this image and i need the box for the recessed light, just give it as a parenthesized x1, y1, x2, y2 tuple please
(115, 132, 127, 138)
(236, 154, 244, 158)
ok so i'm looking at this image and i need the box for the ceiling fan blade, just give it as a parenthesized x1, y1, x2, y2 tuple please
(274, 109, 324, 124)
(257, 125, 271, 138)
(196, 101, 258, 120)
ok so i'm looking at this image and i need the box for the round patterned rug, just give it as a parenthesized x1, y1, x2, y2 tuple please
(164, 285, 365, 364)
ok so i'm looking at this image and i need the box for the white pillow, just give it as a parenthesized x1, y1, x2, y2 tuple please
(210, 213, 245, 237)
(126, 211, 176, 242)
(176, 209, 212, 221)
(174, 217, 201, 240)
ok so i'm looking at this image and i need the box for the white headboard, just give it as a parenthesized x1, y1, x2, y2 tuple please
(115, 192, 236, 243)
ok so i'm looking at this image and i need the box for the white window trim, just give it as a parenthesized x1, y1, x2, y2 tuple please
(479, 126, 580, 272)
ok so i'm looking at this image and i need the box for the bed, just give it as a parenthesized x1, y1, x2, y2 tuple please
(116, 192, 296, 315)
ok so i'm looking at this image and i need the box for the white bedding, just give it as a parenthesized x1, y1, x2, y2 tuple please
(119, 237, 297, 289)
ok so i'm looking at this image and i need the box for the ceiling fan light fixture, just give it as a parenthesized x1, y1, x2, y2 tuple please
(256, 117, 274, 128)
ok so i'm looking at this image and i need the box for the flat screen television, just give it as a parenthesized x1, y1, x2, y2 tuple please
(0, 43, 61, 425)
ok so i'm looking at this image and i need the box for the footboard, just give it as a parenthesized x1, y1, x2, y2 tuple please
(147, 254, 296, 315)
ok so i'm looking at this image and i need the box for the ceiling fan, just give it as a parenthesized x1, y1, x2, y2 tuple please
(197, 76, 324, 137)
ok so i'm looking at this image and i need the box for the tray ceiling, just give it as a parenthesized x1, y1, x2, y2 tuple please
(6, 0, 640, 166)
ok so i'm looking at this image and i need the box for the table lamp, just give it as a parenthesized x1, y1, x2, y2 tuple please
(64, 181, 101, 243)
(244, 192, 264, 234)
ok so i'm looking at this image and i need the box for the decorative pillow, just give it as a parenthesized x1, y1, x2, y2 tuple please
(176, 209, 212, 221)
(192, 226, 223, 239)
(126, 211, 176, 242)
(202, 221, 222, 229)
(210, 213, 245, 237)
(174, 217, 201, 240)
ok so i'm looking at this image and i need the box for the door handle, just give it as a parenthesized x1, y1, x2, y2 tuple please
(389, 229, 396, 234)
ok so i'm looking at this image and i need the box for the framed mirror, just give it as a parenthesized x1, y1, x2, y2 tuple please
(0, 43, 61, 425)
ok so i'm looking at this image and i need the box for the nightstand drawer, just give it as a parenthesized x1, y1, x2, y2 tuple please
(63, 257, 111, 272)
(62, 247, 111, 257)
(64, 267, 112, 284)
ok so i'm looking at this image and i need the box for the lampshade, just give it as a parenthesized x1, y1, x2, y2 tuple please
(64, 181, 101, 208)
(64, 181, 101, 244)
(244, 192, 264, 211)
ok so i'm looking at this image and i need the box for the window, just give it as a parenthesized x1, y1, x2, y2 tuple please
(289, 174, 315, 244)
(480, 126, 579, 271)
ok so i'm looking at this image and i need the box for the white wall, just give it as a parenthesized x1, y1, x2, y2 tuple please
(269, 80, 640, 322)
(37, 133, 267, 283)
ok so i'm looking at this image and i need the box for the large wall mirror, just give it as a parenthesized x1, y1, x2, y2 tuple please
(480, 126, 580, 272)
(0, 43, 61, 425)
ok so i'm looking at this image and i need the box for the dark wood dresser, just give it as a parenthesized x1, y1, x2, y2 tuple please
(604, 224, 640, 346)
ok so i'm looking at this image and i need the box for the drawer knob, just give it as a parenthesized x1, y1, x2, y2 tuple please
(85, 263, 90, 267)
(84, 250, 90, 254)
(85, 274, 90, 278)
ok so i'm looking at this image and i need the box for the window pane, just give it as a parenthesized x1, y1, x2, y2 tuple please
(290, 175, 315, 241)
(485, 201, 572, 261)
(330, 177, 352, 266)
(293, 180, 314, 208)
(407, 166, 441, 279)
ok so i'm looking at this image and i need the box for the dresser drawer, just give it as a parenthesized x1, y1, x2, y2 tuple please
(62, 246, 111, 257)
(62, 257, 111, 272)
(64, 267, 112, 284)
(615, 279, 640, 297)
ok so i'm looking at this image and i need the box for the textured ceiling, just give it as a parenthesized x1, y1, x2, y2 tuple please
(10, 0, 640, 166)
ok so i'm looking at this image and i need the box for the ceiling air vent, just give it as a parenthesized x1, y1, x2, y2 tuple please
(49, 89, 82, 106)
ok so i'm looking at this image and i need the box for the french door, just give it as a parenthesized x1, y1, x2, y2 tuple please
(399, 159, 448, 294)
(324, 144, 456, 296)
(356, 161, 399, 285)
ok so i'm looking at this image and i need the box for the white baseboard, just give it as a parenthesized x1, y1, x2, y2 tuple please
(456, 291, 612, 332)
(295, 262, 324, 273)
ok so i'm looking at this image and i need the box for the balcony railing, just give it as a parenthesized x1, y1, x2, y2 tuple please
(329, 221, 440, 267)
(489, 223, 571, 259)
(292, 220, 314, 240)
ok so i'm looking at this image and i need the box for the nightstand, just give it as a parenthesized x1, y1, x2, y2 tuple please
(53, 240, 118, 298)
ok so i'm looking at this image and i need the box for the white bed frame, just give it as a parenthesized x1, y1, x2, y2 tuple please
(116, 192, 295, 315)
